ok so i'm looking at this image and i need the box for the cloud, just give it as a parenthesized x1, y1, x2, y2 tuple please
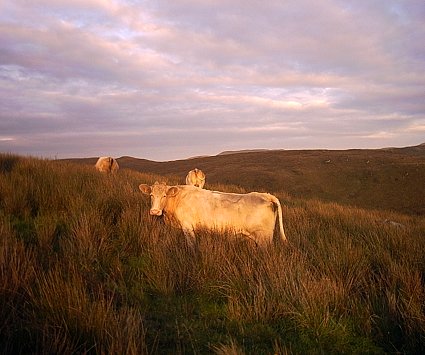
(0, 0, 424, 160)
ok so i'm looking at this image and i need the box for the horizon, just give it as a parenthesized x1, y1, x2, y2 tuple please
(8, 141, 421, 163)
(1, 1, 424, 161)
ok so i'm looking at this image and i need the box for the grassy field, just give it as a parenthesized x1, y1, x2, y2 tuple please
(64, 143, 425, 216)
(1, 153, 425, 354)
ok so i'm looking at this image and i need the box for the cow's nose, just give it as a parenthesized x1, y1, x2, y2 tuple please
(150, 209, 162, 216)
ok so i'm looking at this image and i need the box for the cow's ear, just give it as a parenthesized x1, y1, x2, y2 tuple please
(139, 184, 151, 194)
(166, 186, 179, 196)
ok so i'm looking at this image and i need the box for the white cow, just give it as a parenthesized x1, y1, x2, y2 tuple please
(139, 182, 287, 246)
(95, 156, 119, 173)
(185, 168, 206, 188)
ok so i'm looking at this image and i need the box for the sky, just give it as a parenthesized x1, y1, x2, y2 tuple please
(1, 0, 424, 161)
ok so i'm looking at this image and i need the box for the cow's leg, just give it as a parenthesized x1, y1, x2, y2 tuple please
(182, 226, 196, 246)
(251, 229, 273, 247)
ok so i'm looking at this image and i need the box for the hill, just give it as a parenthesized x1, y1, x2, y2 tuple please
(64, 144, 425, 215)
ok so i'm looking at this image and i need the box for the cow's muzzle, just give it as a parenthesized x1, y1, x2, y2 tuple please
(150, 209, 163, 216)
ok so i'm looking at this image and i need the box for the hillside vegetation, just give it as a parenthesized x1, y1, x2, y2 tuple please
(1, 153, 425, 354)
(64, 144, 425, 216)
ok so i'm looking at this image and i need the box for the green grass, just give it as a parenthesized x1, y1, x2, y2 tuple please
(1, 153, 424, 354)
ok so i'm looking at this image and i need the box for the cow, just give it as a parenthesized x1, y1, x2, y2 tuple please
(139, 181, 287, 246)
(185, 168, 206, 188)
(95, 156, 119, 173)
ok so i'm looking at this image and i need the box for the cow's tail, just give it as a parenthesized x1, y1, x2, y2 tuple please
(269, 194, 287, 243)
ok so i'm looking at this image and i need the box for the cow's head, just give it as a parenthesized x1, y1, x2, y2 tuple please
(139, 181, 179, 216)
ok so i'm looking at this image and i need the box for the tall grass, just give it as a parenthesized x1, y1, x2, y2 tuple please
(0, 153, 424, 354)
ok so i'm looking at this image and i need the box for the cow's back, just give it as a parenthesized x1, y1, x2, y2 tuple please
(95, 156, 119, 173)
(168, 187, 277, 244)
(185, 169, 205, 188)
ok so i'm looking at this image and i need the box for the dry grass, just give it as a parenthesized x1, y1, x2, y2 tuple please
(1, 153, 424, 354)
(67, 146, 425, 215)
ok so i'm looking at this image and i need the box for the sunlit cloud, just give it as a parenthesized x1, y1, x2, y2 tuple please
(360, 131, 396, 140)
(405, 123, 425, 133)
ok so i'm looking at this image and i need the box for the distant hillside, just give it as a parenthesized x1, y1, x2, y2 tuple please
(61, 144, 425, 215)
(218, 149, 281, 155)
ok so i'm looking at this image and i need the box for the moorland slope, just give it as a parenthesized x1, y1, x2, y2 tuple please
(64, 144, 425, 215)
(1, 153, 425, 354)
